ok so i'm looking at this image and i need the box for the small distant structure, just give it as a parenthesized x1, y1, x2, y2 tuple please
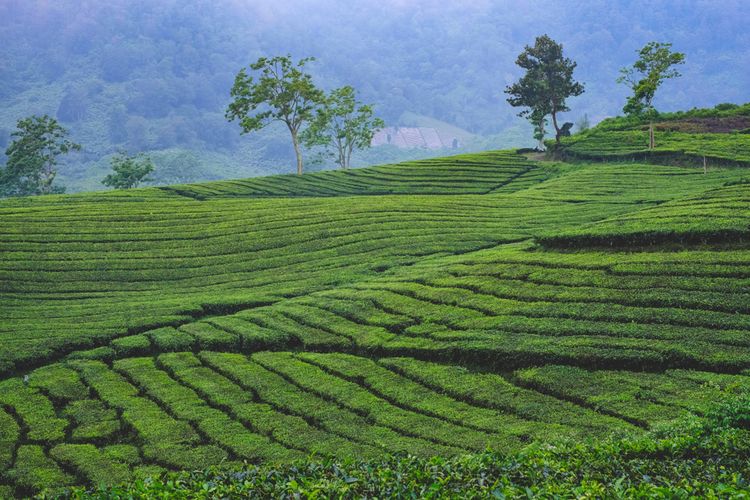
(372, 127, 462, 150)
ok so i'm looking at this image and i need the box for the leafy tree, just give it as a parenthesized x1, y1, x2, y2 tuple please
(102, 152, 154, 189)
(0, 115, 80, 197)
(505, 35, 584, 144)
(301, 86, 384, 169)
(617, 42, 685, 149)
(226, 55, 324, 175)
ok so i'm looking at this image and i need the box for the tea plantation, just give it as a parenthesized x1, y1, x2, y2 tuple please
(1, 145, 749, 497)
(557, 103, 750, 166)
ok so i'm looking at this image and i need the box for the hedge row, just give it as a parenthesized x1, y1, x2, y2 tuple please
(61, 390, 750, 499)
(160, 150, 539, 199)
(200, 352, 458, 458)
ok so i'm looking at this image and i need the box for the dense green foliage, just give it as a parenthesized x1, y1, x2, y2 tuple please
(538, 181, 750, 247)
(1, 142, 750, 497)
(63, 391, 750, 498)
(4, 152, 746, 375)
(162, 151, 542, 198)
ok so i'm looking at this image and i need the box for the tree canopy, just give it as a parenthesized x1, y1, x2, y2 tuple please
(617, 42, 685, 149)
(1, 115, 80, 197)
(302, 86, 385, 170)
(617, 42, 686, 117)
(505, 35, 585, 144)
(102, 152, 155, 189)
(226, 55, 324, 175)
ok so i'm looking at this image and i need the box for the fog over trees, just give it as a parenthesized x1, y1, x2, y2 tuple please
(0, 0, 747, 190)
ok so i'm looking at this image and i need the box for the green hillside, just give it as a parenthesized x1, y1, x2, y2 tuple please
(558, 103, 750, 166)
(1, 147, 749, 497)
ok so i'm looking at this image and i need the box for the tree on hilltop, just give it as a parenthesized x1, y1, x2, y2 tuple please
(226, 55, 324, 175)
(102, 152, 155, 189)
(0, 115, 80, 197)
(617, 42, 685, 150)
(505, 35, 584, 145)
(301, 86, 384, 170)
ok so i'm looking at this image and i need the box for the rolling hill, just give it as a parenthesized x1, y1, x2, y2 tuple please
(1, 142, 749, 497)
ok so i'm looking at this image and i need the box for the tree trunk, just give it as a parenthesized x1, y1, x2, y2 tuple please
(290, 129, 303, 175)
(346, 145, 354, 170)
(551, 109, 561, 144)
(648, 121, 655, 150)
(536, 119, 547, 151)
(40, 163, 54, 195)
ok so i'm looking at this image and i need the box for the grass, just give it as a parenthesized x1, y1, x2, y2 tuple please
(1, 154, 743, 375)
(1, 142, 750, 497)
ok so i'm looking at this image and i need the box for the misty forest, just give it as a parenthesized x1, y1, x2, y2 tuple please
(1, 0, 748, 189)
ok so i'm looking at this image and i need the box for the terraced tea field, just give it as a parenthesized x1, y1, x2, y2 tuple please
(1, 150, 749, 497)
(160, 151, 546, 198)
(558, 104, 750, 166)
(559, 129, 750, 165)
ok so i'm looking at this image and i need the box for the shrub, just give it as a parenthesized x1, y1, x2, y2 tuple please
(28, 364, 89, 401)
(64, 391, 750, 499)
(111, 334, 151, 357)
(148, 327, 195, 352)
(64, 399, 120, 442)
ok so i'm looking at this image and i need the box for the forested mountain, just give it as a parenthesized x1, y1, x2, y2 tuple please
(1, 0, 748, 191)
